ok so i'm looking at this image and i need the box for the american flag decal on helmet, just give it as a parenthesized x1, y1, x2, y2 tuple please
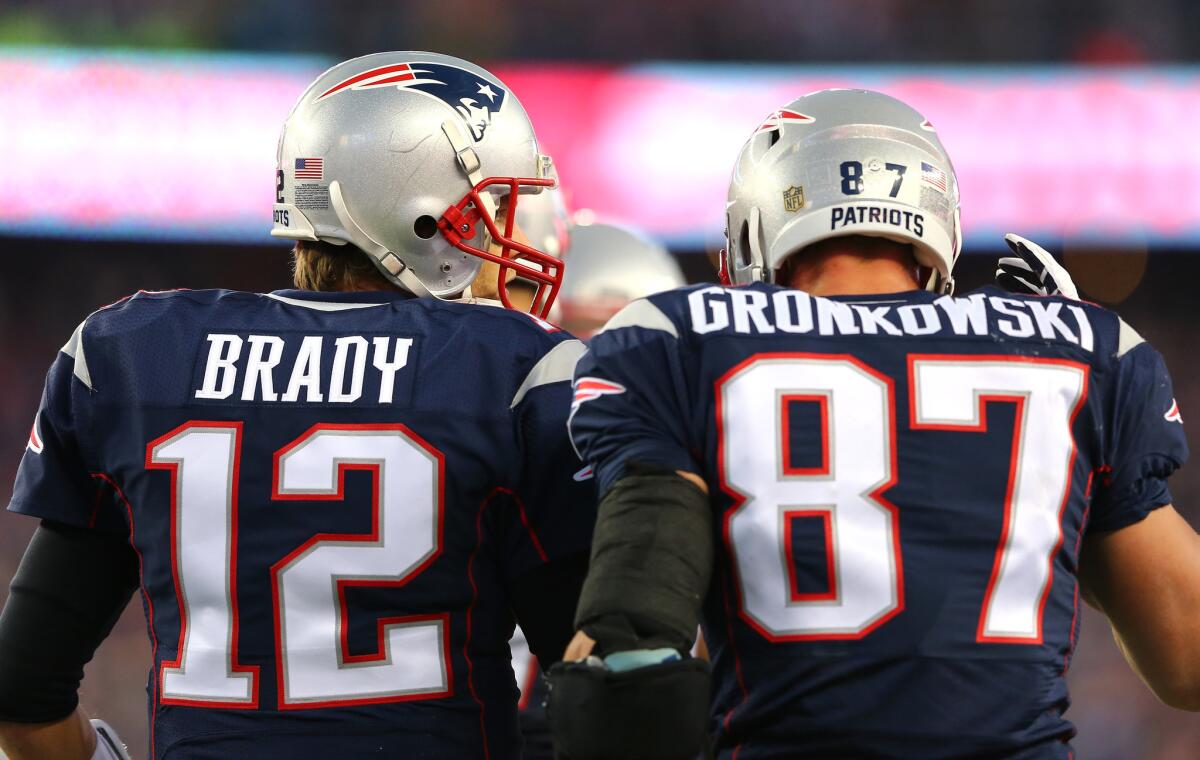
(756, 108, 815, 132)
(571, 377, 627, 410)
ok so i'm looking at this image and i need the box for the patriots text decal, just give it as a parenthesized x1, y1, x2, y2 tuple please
(316, 62, 507, 142)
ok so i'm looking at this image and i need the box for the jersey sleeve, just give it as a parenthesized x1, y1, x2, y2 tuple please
(1090, 339, 1189, 533)
(500, 338, 597, 664)
(8, 321, 123, 535)
(567, 297, 699, 495)
(504, 339, 597, 578)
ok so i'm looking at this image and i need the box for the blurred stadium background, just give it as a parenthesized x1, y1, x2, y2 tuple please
(1, 1, 1199, 757)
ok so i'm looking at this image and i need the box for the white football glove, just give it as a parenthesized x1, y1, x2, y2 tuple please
(995, 233, 1079, 300)
(90, 720, 132, 760)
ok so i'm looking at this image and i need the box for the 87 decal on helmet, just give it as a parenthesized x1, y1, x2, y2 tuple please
(272, 52, 563, 317)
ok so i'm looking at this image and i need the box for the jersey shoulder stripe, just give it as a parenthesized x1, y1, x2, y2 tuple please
(510, 339, 587, 408)
(598, 298, 679, 338)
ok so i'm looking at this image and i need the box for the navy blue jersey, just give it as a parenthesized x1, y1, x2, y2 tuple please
(9, 288, 595, 759)
(569, 283, 1188, 759)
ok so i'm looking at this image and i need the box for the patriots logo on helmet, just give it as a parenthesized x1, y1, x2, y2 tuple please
(756, 108, 815, 132)
(316, 62, 508, 142)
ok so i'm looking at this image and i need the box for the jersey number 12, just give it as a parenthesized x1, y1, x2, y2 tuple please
(147, 422, 449, 708)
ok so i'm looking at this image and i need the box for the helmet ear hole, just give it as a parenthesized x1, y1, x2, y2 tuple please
(414, 215, 439, 240)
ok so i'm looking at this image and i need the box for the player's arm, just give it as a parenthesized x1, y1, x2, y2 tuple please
(565, 467, 711, 661)
(1075, 334, 1193, 708)
(563, 300, 712, 658)
(0, 710, 94, 760)
(551, 299, 712, 760)
(564, 470, 709, 661)
(1079, 506, 1200, 710)
(0, 521, 139, 758)
(1, 322, 139, 758)
(0, 715, 133, 760)
(554, 466, 713, 760)
(992, 238, 1200, 704)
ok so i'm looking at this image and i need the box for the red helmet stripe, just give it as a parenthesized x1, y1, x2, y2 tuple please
(318, 63, 413, 100)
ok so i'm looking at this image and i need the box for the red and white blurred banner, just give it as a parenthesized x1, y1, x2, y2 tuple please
(2, 49, 1198, 248)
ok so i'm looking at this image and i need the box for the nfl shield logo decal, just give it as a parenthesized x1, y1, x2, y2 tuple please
(783, 185, 805, 213)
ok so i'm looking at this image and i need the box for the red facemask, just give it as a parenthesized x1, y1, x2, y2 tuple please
(438, 176, 564, 319)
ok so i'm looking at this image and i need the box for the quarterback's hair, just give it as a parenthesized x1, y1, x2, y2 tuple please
(291, 240, 394, 292)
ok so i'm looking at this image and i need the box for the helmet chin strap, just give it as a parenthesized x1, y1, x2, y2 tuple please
(329, 180, 435, 299)
(441, 118, 500, 222)
(923, 267, 955, 295)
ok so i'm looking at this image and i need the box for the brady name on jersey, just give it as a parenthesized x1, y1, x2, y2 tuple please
(193, 329, 414, 404)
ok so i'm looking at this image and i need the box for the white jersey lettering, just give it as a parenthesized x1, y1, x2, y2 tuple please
(195, 333, 417, 404)
(683, 288, 1093, 351)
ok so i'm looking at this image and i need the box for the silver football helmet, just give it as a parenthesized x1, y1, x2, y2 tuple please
(556, 218, 687, 338)
(271, 51, 563, 316)
(722, 89, 962, 293)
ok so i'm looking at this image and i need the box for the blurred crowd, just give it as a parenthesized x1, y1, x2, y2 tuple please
(0, 0, 1198, 63)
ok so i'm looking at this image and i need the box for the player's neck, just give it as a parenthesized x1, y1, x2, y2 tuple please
(781, 243, 921, 297)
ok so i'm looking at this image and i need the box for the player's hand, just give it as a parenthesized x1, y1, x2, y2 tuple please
(995, 234, 1079, 300)
(564, 630, 596, 661)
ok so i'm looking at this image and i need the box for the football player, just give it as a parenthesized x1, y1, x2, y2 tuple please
(555, 89, 1195, 758)
(0, 52, 595, 760)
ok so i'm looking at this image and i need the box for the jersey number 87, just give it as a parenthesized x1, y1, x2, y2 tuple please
(718, 353, 1087, 643)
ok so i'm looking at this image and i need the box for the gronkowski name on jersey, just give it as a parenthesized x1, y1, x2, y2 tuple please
(10, 288, 595, 760)
(569, 283, 1186, 760)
